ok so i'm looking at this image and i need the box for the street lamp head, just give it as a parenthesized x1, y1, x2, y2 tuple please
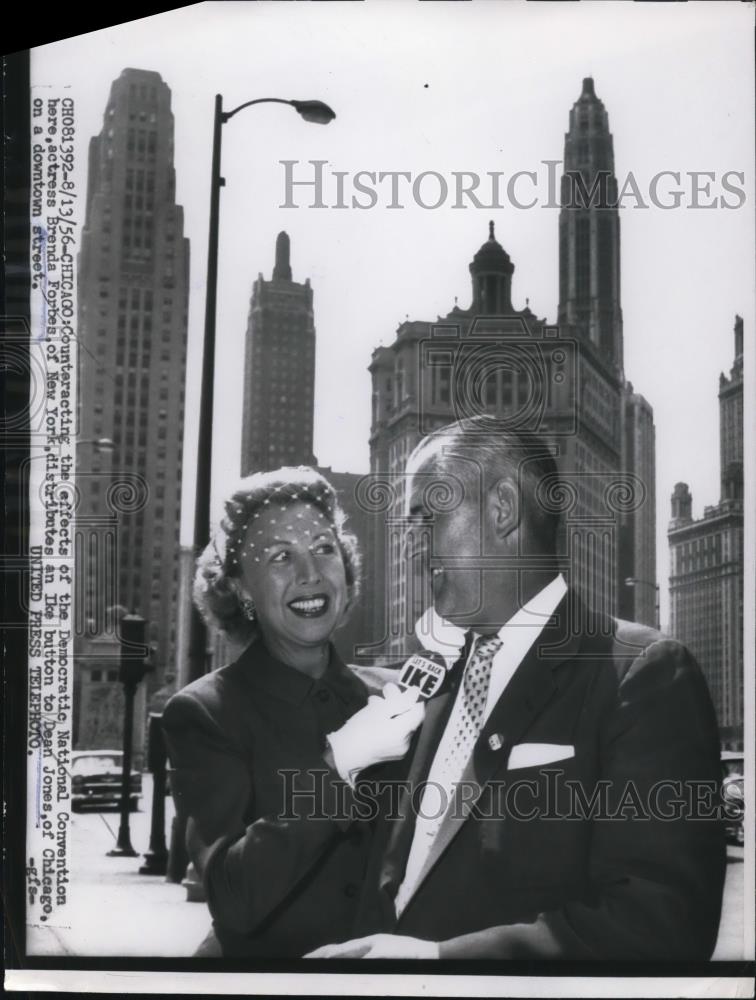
(291, 100, 336, 124)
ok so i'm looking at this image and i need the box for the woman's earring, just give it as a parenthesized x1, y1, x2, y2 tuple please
(240, 598, 257, 622)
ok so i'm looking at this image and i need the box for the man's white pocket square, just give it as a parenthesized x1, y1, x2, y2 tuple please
(507, 743, 575, 769)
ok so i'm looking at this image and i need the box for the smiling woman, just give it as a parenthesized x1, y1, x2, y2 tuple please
(161, 467, 398, 958)
(195, 467, 361, 675)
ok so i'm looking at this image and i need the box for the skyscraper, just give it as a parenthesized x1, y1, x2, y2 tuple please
(76, 68, 189, 707)
(720, 316, 745, 501)
(668, 318, 744, 746)
(240, 232, 317, 476)
(619, 387, 657, 625)
(558, 77, 623, 375)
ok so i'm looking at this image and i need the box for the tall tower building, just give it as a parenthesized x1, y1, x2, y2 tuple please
(668, 317, 744, 746)
(558, 76, 623, 374)
(558, 77, 656, 625)
(240, 232, 317, 475)
(76, 68, 189, 704)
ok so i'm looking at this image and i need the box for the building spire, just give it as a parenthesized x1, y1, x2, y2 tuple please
(273, 231, 292, 281)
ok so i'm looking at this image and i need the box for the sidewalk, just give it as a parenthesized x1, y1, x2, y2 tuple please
(27, 775, 212, 957)
(26, 777, 747, 959)
(712, 847, 746, 961)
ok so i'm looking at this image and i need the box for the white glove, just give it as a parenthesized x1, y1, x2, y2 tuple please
(306, 933, 439, 959)
(326, 683, 425, 785)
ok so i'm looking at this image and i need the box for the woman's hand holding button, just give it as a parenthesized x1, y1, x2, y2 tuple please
(326, 686, 425, 784)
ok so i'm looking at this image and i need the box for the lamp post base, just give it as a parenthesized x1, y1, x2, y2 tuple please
(107, 846, 139, 858)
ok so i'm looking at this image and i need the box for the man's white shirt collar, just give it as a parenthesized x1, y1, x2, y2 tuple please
(415, 574, 567, 654)
(413, 604, 468, 667)
(496, 572, 568, 636)
(482, 572, 567, 715)
(414, 573, 568, 715)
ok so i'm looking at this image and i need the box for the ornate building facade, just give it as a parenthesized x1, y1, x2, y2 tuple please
(668, 317, 744, 746)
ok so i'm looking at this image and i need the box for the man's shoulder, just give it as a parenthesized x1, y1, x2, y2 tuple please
(606, 617, 700, 687)
(611, 616, 664, 654)
(565, 601, 696, 685)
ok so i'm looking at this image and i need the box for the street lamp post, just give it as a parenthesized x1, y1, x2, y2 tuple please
(107, 613, 153, 857)
(624, 577, 660, 630)
(186, 95, 336, 683)
(138, 712, 169, 875)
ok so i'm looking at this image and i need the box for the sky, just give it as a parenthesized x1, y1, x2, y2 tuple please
(32, 0, 755, 626)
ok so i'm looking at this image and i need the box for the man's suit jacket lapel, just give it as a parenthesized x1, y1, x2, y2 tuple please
(398, 589, 586, 911)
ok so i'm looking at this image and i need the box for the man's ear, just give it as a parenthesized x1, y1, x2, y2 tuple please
(492, 477, 519, 540)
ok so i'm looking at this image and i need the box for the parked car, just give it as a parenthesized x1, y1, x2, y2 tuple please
(71, 750, 142, 812)
(720, 751, 744, 846)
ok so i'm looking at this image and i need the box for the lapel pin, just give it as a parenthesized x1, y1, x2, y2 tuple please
(488, 733, 504, 751)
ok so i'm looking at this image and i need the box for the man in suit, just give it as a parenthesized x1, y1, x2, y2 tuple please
(309, 419, 726, 960)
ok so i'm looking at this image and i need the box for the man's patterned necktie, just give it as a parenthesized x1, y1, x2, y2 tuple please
(436, 633, 504, 776)
(394, 633, 503, 916)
